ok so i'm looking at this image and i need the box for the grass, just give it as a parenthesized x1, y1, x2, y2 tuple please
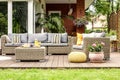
(0, 69, 120, 80)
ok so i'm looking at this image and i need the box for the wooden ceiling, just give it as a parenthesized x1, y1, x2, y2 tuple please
(46, 0, 94, 9)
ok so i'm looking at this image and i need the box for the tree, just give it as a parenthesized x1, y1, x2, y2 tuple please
(86, 0, 120, 33)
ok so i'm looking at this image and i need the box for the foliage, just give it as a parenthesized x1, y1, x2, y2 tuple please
(109, 30, 116, 35)
(86, 0, 120, 33)
(73, 17, 88, 27)
(85, 29, 93, 33)
(13, 2, 27, 33)
(0, 13, 7, 36)
(106, 30, 117, 36)
(45, 14, 65, 33)
(0, 69, 120, 80)
(88, 42, 105, 52)
(36, 13, 65, 33)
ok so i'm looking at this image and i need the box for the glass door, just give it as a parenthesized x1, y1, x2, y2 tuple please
(0, 2, 7, 36)
(13, 1, 28, 33)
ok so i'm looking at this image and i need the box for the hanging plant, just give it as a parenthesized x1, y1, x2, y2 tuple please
(73, 17, 88, 27)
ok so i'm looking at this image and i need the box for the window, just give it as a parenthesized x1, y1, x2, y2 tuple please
(13, 2, 28, 33)
(0, 2, 7, 36)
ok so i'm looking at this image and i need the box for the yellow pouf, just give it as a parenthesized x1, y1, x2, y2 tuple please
(68, 52, 87, 63)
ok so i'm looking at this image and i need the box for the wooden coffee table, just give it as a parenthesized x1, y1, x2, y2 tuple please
(15, 47, 46, 62)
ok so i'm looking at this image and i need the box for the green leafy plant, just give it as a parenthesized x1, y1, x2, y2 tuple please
(110, 30, 116, 35)
(36, 13, 65, 33)
(0, 13, 7, 36)
(46, 14, 65, 33)
(73, 17, 88, 27)
(88, 42, 105, 52)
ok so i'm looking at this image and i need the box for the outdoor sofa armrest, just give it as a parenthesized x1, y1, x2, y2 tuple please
(71, 37, 77, 45)
(68, 36, 72, 50)
(1, 35, 8, 49)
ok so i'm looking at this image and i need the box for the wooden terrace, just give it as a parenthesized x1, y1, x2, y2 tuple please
(0, 39, 120, 69)
(0, 52, 120, 69)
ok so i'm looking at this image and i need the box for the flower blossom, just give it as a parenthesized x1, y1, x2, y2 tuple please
(101, 42, 105, 46)
(92, 43, 97, 47)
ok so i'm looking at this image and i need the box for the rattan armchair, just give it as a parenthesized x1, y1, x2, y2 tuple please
(72, 37, 110, 60)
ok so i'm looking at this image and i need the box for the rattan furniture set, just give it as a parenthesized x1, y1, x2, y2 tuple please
(1, 32, 110, 62)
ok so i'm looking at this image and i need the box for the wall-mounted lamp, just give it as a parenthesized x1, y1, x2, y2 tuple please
(68, 0, 73, 15)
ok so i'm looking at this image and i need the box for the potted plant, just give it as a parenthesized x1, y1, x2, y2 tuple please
(88, 42, 105, 62)
(73, 17, 88, 27)
(36, 13, 65, 33)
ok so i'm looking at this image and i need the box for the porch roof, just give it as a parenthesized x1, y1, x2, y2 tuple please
(46, 0, 94, 9)
(0, 0, 94, 9)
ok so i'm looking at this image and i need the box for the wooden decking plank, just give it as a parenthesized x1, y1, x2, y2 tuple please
(0, 56, 15, 68)
(45, 55, 54, 68)
(63, 55, 70, 68)
(58, 55, 64, 68)
(40, 55, 50, 68)
(51, 55, 59, 68)
(0, 53, 119, 68)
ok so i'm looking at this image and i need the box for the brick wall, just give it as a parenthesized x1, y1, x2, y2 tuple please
(46, 0, 85, 35)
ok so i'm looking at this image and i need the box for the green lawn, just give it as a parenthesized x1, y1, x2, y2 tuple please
(0, 69, 120, 80)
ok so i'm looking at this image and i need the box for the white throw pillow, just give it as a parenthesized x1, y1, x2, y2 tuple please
(95, 32, 105, 37)
(82, 33, 95, 38)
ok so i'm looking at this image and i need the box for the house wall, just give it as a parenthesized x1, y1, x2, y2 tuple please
(46, 0, 85, 35)
(46, 4, 76, 35)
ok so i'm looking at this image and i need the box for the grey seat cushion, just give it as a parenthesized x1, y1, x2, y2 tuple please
(73, 45, 83, 50)
(5, 43, 24, 47)
(41, 43, 68, 46)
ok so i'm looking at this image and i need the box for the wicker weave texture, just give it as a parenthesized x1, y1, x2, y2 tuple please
(1, 35, 72, 55)
(71, 37, 110, 60)
(15, 47, 46, 60)
(1, 35, 16, 55)
(47, 36, 72, 54)
(83, 37, 110, 60)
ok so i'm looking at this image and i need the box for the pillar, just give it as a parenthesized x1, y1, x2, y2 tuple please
(76, 0, 85, 18)
(28, 0, 34, 34)
(76, 0, 85, 33)
(8, 0, 12, 34)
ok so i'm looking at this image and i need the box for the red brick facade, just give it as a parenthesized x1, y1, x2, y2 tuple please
(46, 0, 85, 35)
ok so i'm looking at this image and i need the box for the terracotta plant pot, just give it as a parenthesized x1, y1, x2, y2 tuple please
(89, 52, 104, 63)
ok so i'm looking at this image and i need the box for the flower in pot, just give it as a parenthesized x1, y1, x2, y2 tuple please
(88, 42, 105, 62)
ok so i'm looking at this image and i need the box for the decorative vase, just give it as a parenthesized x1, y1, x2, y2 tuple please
(89, 52, 104, 63)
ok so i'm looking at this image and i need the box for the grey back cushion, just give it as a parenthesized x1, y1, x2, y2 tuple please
(8, 33, 14, 42)
(20, 33, 28, 43)
(61, 33, 68, 43)
(48, 33, 68, 43)
(28, 33, 48, 43)
(8, 33, 28, 43)
(48, 33, 54, 43)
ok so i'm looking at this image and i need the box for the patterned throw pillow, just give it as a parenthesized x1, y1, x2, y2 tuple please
(12, 35, 21, 44)
(52, 34, 61, 44)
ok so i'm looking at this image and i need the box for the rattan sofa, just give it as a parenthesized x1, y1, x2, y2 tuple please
(1, 33, 72, 55)
(72, 37, 110, 60)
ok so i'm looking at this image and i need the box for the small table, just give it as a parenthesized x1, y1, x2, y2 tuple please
(15, 47, 46, 62)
